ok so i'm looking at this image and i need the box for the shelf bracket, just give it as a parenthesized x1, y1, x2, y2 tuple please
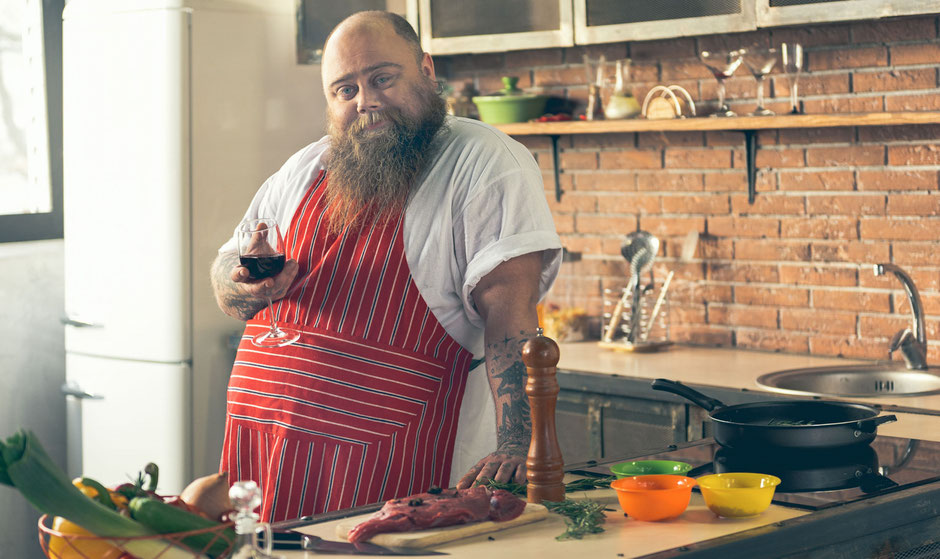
(550, 134, 563, 202)
(743, 129, 757, 204)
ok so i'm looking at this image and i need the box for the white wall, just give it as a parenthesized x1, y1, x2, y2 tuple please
(0, 240, 66, 559)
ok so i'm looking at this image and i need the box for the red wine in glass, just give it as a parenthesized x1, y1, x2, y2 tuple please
(239, 254, 286, 279)
(236, 218, 299, 348)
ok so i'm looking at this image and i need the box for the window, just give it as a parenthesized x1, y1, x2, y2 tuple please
(0, 0, 62, 243)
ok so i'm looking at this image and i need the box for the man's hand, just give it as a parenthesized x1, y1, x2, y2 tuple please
(211, 250, 299, 321)
(456, 251, 543, 490)
(457, 443, 527, 489)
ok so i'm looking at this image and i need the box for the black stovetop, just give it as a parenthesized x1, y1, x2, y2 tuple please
(572, 435, 940, 511)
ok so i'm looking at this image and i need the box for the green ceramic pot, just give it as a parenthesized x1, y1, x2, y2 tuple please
(472, 77, 547, 125)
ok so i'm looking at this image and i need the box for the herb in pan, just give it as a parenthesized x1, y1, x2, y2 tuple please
(768, 418, 817, 426)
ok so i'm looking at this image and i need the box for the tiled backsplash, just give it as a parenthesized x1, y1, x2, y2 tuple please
(437, 15, 940, 362)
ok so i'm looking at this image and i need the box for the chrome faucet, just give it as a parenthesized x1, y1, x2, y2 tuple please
(873, 263, 928, 370)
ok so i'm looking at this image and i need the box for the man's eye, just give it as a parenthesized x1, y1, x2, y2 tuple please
(375, 75, 393, 87)
(338, 86, 356, 98)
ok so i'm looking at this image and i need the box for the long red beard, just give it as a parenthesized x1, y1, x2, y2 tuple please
(325, 83, 446, 233)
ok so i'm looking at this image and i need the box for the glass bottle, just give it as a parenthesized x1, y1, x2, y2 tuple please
(229, 480, 281, 559)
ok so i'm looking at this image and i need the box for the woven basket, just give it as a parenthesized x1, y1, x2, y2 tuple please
(38, 514, 235, 559)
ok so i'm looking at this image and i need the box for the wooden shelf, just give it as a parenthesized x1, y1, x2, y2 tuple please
(495, 112, 940, 204)
(493, 111, 940, 136)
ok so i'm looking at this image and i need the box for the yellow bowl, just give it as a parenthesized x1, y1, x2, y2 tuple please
(696, 473, 781, 518)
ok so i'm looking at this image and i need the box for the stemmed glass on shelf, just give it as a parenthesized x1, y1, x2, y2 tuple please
(740, 47, 778, 116)
(699, 49, 744, 117)
(781, 42, 804, 114)
(237, 218, 300, 348)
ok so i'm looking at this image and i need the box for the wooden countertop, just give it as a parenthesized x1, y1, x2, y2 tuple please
(287, 492, 806, 559)
(556, 342, 940, 442)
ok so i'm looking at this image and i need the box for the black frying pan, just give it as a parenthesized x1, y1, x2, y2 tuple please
(652, 379, 897, 450)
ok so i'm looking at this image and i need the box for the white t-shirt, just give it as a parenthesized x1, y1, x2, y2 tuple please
(221, 116, 563, 483)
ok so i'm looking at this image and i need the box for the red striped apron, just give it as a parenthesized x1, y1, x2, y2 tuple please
(221, 171, 473, 522)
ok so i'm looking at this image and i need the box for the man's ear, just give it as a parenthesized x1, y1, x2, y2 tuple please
(421, 52, 436, 81)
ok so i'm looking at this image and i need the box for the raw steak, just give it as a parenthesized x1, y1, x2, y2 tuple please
(346, 486, 527, 543)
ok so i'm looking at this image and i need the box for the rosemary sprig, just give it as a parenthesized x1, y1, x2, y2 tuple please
(473, 478, 611, 540)
(472, 477, 528, 495)
(542, 499, 607, 540)
(563, 475, 615, 492)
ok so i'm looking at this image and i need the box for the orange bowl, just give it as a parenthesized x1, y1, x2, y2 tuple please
(611, 475, 697, 521)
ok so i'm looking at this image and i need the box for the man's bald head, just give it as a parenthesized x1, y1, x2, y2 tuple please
(324, 11, 424, 65)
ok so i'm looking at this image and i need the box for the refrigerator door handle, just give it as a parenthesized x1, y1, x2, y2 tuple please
(61, 383, 104, 400)
(61, 314, 103, 328)
(62, 382, 101, 480)
(61, 314, 102, 328)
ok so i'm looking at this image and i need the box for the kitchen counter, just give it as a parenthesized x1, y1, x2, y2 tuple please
(281, 477, 940, 559)
(556, 342, 940, 443)
(266, 343, 940, 559)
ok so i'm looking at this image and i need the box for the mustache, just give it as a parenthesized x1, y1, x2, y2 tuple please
(348, 109, 406, 135)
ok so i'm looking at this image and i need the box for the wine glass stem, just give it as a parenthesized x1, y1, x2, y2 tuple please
(756, 76, 765, 110)
(717, 80, 727, 112)
(790, 80, 799, 113)
(265, 297, 281, 335)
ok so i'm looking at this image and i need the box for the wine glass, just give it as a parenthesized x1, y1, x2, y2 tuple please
(699, 49, 743, 117)
(741, 47, 778, 116)
(781, 42, 804, 114)
(237, 218, 300, 348)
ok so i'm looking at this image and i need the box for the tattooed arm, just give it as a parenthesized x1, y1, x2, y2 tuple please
(210, 250, 299, 321)
(456, 251, 543, 489)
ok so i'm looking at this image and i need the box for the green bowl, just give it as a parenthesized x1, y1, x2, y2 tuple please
(610, 460, 693, 479)
(472, 94, 547, 124)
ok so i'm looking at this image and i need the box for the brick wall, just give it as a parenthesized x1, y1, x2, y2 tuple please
(437, 15, 940, 363)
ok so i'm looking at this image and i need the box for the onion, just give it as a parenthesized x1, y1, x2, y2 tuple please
(179, 471, 232, 521)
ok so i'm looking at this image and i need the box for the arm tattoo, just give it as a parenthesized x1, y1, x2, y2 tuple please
(485, 331, 533, 454)
(210, 251, 267, 321)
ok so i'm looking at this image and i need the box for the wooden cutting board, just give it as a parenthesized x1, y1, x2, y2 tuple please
(335, 503, 549, 549)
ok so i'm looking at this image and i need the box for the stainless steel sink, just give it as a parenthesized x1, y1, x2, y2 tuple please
(757, 364, 940, 398)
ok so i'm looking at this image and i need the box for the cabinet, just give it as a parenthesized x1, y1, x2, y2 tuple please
(415, 0, 573, 55)
(413, 1, 940, 56)
(757, 0, 940, 27)
(574, 0, 755, 45)
(555, 370, 714, 465)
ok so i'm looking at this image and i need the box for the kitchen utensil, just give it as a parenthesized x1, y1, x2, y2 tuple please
(641, 230, 697, 342)
(602, 230, 659, 342)
(610, 475, 697, 521)
(651, 379, 897, 450)
(303, 535, 448, 555)
(609, 460, 692, 479)
(712, 444, 897, 493)
(333, 503, 549, 550)
(696, 473, 781, 518)
(623, 231, 659, 342)
(472, 77, 547, 124)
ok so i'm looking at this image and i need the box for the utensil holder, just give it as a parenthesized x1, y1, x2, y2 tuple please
(600, 282, 671, 352)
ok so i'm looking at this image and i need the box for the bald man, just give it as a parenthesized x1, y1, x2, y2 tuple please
(211, 11, 561, 521)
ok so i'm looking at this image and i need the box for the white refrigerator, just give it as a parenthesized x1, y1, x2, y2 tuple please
(62, 0, 325, 494)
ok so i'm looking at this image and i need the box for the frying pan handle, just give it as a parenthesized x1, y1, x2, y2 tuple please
(651, 379, 725, 411)
(856, 414, 898, 433)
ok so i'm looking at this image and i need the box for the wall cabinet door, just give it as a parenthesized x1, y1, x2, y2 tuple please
(574, 0, 756, 45)
(757, 0, 940, 27)
(417, 0, 573, 55)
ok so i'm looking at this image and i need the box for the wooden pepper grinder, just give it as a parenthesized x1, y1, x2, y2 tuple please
(523, 328, 565, 504)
